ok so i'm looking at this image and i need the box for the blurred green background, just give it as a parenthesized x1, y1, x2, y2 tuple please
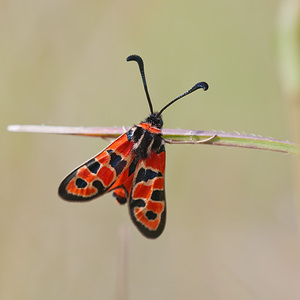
(1, 0, 300, 299)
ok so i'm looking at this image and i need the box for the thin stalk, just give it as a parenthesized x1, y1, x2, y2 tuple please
(7, 124, 299, 155)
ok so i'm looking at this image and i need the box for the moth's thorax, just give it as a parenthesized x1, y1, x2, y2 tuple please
(128, 119, 164, 160)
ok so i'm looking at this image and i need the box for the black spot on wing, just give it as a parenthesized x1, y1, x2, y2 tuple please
(107, 150, 127, 176)
(146, 211, 157, 220)
(109, 152, 122, 167)
(92, 180, 105, 194)
(135, 168, 157, 184)
(145, 169, 158, 181)
(114, 160, 127, 176)
(76, 178, 87, 188)
(87, 160, 100, 174)
(131, 199, 146, 208)
(135, 168, 145, 183)
(151, 190, 165, 201)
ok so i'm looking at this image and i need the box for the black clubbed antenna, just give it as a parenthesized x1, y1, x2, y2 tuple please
(157, 81, 209, 117)
(127, 55, 153, 114)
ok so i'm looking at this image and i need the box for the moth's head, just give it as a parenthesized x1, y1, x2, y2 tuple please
(145, 113, 163, 129)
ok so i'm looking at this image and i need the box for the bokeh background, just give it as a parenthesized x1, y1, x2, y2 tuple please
(1, 0, 300, 299)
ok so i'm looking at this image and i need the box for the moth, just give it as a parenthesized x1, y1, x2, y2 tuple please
(58, 55, 209, 238)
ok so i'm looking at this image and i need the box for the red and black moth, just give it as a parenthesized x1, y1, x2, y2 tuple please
(58, 55, 209, 239)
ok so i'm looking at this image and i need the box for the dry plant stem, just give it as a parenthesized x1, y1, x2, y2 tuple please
(117, 226, 129, 300)
(7, 125, 299, 155)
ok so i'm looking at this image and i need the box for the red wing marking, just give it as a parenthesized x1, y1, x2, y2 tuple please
(58, 132, 135, 201)
(129, 150, 166, 239)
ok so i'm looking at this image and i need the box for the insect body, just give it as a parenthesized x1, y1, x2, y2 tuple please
(58, 55, 208, 238)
